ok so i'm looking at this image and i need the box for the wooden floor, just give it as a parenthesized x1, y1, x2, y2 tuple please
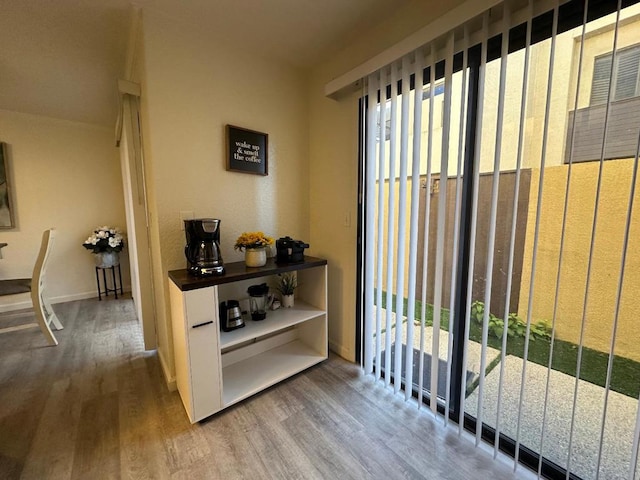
(0, 296, 531, 480)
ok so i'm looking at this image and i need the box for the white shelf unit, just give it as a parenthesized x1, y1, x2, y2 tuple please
(169, 258, 328, 423)
(221, 324, 325, 406)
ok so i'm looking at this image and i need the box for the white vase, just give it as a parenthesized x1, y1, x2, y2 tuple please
(282, 294, 294, 308)
(95, 251, 120, 268)
(245, 247, 267, 267)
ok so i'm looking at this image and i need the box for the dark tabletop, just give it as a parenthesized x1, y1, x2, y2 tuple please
(169, 256, 327, 291)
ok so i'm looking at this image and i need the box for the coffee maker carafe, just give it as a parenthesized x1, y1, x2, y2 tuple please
(184, 218, 225, 276)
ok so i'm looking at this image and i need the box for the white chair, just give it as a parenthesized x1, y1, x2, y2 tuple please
(0, 229, 63, 345)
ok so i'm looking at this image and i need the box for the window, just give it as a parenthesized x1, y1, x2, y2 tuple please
(566, 43, 640, 163)
(590, 44, 640, 104)
(376, 82, 445, 142)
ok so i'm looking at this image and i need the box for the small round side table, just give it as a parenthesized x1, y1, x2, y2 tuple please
(95, 264, 123, 300)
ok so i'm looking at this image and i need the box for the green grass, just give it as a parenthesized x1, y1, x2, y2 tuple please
(377, 291, 640, 398)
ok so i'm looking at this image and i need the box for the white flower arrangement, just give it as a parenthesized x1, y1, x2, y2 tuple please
(82, 226, 125, 254)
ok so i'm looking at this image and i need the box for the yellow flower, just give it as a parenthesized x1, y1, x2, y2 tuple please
(234, 231, 274, 251)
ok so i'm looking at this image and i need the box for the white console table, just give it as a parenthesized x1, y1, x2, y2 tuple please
(168, 256, 328, 423)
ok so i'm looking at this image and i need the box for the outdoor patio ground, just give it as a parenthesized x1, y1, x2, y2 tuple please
(376, 310, 640, 480)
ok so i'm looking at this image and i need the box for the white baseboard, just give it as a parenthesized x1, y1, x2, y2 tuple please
(0, 296, 32, 313)
(158, 347, 177, 391)
(51, 287, 132, 304)
(51, 290, 104, 304)
(0, 287, 132, 313)
(329, 340, 355, 362)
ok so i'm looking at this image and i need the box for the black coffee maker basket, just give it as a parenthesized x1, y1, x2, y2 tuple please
(276, 236, 309, 264)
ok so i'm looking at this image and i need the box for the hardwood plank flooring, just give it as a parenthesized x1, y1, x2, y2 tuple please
(0, 296, 534, 479)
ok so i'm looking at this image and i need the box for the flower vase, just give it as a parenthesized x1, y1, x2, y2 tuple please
(245, 247, 267, 267)
(282, 294, 294, 308)
(95, 251, 120, 268)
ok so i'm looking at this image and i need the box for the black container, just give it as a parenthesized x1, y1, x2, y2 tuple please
(185, 218, 225, 276)
(275, 236, 309, 264)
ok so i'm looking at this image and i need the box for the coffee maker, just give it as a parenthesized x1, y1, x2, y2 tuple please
(184, 218, 225, 276)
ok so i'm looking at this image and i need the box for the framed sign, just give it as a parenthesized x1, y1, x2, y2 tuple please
(226, 125, 268, 176)
(0, 143, 14, 229)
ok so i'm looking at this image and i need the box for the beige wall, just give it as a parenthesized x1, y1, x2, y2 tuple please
(138, 9, 310, 381)
(308, 85, 360, 359)
(0, 109, 129, 308)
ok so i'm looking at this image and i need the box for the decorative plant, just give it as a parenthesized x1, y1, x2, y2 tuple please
(470, 300, 485, 324)
(507, 312, 527, 338)
(470, 300, 552, 341)
(82, 226, 125, 254)
(530, 318, 552, 340)
(275, 272, 297, 296)
(234, 231, 274, 251)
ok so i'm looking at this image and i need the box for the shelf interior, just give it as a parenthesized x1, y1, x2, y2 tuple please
(222, 340, 325, 407)
(219, 300, 325, 349)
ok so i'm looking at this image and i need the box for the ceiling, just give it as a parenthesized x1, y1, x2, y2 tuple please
(0, 0, 411, 127)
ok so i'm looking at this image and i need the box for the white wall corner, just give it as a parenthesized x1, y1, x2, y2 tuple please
(329, 340, 355, 363)
(158, 347, 177, 391)
(118, 79, 141, 97)
(124, 6, 143, 82)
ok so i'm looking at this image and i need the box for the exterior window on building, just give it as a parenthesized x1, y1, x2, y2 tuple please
(566, 43, 640, 163)
(590, 44, 640, 105)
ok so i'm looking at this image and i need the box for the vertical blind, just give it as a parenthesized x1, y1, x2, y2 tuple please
(361, 0, 640, 478)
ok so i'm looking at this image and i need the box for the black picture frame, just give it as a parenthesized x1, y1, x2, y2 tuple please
(226, 125, 268, 176)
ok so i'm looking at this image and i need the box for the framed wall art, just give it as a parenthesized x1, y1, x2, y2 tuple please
(226, 125, 268, 176)
(0, 143, 14, 229)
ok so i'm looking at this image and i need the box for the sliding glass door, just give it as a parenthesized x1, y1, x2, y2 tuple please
(464, 3, 640, 479)
(360, 1, 640, 478)
(365, 50, 469, 407)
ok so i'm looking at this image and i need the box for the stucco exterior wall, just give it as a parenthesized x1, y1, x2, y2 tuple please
(515, 8, 640, 360)
(517, 160, 640, 361)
